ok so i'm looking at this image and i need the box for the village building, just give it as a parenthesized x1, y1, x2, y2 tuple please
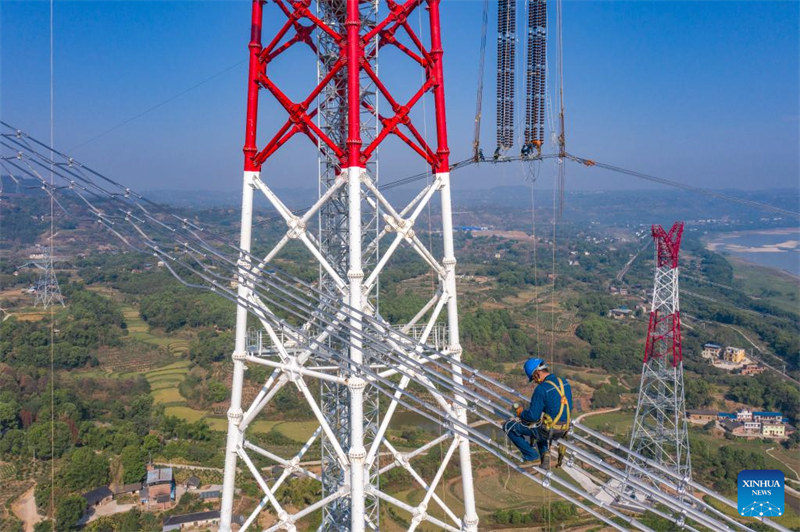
(753, 411, 783, 424)
(701, 343, 722, 359)
(719, 419, 749, 437)
(723, 346, 746, 363)
(198, 484, 222, 501)
(762, 424, 786, 438)
(739, 364, 765, 376)
(142, 467, 176, 510)
(162, 510, 221, 532)
(608, 307, 633, 319)
(743, 420, 761, 432)
(184, 476, 201, 490)
(686, 410, 717, 424)
(112, 482, 142, 499)
(714, 408, 791, 440)
(82, 486, 113, 508)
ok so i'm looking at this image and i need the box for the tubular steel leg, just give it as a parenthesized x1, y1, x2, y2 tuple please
(220, 171, 257, 531)
(439, 172, 479, 530)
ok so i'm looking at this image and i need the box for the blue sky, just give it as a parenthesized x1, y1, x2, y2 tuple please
(1, 1, 797, 192)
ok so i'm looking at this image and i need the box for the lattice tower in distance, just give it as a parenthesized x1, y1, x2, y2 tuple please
(219, 0, 479, 530)
(31, 250, 64, 308)
(625, 222, 691, 499)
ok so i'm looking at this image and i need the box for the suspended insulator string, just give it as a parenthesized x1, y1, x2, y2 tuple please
(523, 0, 546, 155)
(496, 0, 516, 151)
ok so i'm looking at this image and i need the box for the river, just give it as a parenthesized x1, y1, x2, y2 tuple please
(706, 228, 800, 277)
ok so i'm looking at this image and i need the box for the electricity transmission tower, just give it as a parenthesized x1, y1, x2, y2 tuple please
(3, 109, 791, 532)
(27, 250, 64, 308)
(219, 0, 478, 530)
(625, 222, 691, 498)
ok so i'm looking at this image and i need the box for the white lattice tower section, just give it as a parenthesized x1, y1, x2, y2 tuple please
(31, 250, 64, 308)
(219, 0, 478, 530)
(625, 222, 691, 499)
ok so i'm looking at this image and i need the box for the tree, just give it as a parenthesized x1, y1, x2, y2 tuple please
(0, 429, 26, 456)
(26, 421, 71, 459)
(142, 434, 161, 454)
(33, 521, 53, 532)
(685, 379, 714, 409)
(592, 383, 622, 408)
(61, 447, 109, 491)
(55, 495, 87, 531)
(120, 445, 147, 484)
(0, 400, 19, 430)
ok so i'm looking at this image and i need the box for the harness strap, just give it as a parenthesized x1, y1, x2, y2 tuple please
(541, 377, 571, 430)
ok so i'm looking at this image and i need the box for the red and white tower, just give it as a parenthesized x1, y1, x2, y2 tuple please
(220, 0, 478, 530)
(626, 222, 692, 495)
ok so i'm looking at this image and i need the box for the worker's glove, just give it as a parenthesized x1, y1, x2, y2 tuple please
(512, 402, 524, 418)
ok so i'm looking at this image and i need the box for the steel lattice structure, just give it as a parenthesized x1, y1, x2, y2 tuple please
(625, 222, 692, 499)
(219, 0, 479, 529)
(24, 250, 65, 308)
(315, 0, 381, 526)
(2, 124, 792, 532)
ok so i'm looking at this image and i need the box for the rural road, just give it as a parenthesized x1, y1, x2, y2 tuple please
(153, 462, 223, 473)
(575, 406, 622, 424)
(11, 486, 41, 532)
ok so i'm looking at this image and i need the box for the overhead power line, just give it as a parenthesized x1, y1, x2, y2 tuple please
(1, 123, 790, 532)
(567, 154, 800, 219)
(66, 59, 247, 152)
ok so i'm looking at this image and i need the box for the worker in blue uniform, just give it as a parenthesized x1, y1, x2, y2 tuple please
(503, 358, 573, 469)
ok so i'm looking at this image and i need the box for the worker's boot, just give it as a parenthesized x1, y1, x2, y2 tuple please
(556, 444, 566, 468)
(522, 455, 543, 473)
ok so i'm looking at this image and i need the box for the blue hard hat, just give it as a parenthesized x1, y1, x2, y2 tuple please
(523, 358, 547, 381)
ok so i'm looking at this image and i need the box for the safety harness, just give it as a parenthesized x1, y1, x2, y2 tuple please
(541, 377, 571, 431)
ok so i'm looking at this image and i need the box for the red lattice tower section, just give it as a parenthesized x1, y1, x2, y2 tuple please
(242, 0, 451, 174)
(644, 222, 684, 367)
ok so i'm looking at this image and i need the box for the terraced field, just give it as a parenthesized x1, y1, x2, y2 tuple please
(0, 463, 15, 482)
(121, 306, 190, 356)
(145, 361, 192, 407)
(203, 415, 283, 435)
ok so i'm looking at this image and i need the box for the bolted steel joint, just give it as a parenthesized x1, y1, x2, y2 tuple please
(348, 447, 367, 460)
(463, 516, 480, 530)
(347, 270, 364, 281)
(286, 216, 306, 238)
(348, 376, 366, 390)
(226, 409, 243, 424)
(446, 344, 463, 357)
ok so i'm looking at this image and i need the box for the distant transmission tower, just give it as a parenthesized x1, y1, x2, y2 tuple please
(219, 0, 478, 530)
(625, 222, 691, 498)
(30, 250, 64, 308)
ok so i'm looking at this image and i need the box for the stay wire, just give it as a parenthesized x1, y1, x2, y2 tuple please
(66, 59, 246, 152)
(566, 153, 800, 220)
(48, 0, 56, 526)
(471, 0, 489, 160)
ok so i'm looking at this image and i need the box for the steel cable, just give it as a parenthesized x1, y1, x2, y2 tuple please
(1, 124, 785, 532)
